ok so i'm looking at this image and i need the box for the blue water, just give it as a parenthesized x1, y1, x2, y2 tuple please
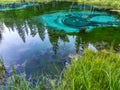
(33, 11, 120, 33)
(0, 2, 38, 11)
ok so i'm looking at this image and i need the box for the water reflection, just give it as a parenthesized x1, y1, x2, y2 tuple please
(0, 16, 77, 76)
(48, 28, 69, 54)
(0, 22, 4, 43)
(0, 1, 120, 77)
(0, 31, 2, 42)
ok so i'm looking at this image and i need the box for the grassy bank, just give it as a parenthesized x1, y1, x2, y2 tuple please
(0, 0, 120, 9)
(0, 49, 120, 90)
(62, 49, 120, 90)
(78, 0, 120, 9)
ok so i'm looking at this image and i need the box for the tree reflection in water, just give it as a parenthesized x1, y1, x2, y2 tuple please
(0, 22, 3, 43)
(0, 30, 2, 42)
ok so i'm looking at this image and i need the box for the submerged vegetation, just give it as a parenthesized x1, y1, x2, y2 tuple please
(67, 26, 120, 52)
(77, 26, 120, 45)
(0, 49, 120, 90)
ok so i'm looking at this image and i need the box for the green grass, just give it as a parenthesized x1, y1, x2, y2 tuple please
(1, 49, 120, 90)
(0, 0, 120, 9)
(77, 0, 120, 9)
(62, 49, 120, 90)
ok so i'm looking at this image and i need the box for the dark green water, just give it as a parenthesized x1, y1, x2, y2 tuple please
(0, 1, 120, 77)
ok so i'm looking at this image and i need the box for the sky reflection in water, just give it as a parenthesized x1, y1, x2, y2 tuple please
(0, 20, 77, 76)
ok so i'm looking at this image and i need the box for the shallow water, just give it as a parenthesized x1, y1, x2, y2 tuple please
(0, 1, 120, 77)
(34, 11, 120, 32)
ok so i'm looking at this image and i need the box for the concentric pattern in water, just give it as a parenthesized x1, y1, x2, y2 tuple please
(33, 11, 120, 33)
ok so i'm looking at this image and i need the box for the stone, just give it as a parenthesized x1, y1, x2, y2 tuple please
(80, 27, 86, 33)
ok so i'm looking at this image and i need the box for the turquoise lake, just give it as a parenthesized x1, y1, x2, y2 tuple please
(0, 1, 120, 77)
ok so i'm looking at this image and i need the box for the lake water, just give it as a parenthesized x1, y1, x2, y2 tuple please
(0, 1, 120, 77)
